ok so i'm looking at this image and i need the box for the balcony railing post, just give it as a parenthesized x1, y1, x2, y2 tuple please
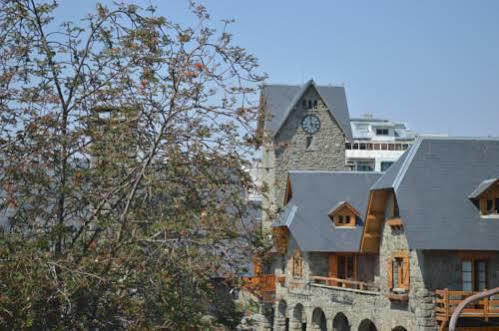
(484, 289, 489, 321)
(444, 288, 449, 321)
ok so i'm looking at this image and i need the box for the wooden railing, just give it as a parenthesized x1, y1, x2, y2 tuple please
(310, 276, 380, 292)
(435, 289, 499, 330)
(241, 275, 276, 303)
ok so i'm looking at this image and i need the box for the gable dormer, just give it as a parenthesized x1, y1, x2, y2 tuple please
(469, 178, 499, 218)
(328, 201, 359, 227)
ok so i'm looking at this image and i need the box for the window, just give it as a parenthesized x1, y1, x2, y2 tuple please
(356, 124, 369, 133)
(308, 100, 312, 109)
(376, 128, 389, 135)
(334, 214, 355, 227)
(329, 254, 358, 287)
(461, 259, 488, 291)
(388, 251, 409, 291)
(476, 261, 487, 291)
(481, 197, 499, 216)
(306, 136, 313, 149)
(462, 261, 472, 291)
(392, 258, 402, 289)
(487, 200, 493, 212)
(292, 250, 303, 278)
(302, 100, 307, 108)
(356, 161, 374, 172)
(338, 255, 355, 280)
(313, 100, 318, 109)
(381, 161, 394, 172)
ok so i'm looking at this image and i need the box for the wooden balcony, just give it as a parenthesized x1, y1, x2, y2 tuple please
(241, 274, 276, 303)
(435, 289, 499, 330)
(310, 276, 380, 292)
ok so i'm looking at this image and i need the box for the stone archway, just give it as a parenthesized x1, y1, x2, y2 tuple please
(275, 300, 288, 330)
(290, 304, 306, 331)
(333, 312, 350, 331)
(358, 319, 377, 331)
(392, 327, 407, 331)
(311, 307, 327, 331)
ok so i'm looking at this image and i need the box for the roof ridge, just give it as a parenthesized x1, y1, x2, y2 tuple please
(263, 83, 344, 88)
(289, 170, 383, 175)
(393, 136, 423, 191)
(418, 135, 499, 141)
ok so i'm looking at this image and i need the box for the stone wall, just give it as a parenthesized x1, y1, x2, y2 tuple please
(274, 283, 413, 331)
(261, 85, 347, 233)
(377, 191, 436, 330)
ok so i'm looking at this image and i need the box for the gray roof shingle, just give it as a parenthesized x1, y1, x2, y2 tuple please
(274, 171, 382, 252)
(373, 136, 499, 251)
(261, 80, 353, 140)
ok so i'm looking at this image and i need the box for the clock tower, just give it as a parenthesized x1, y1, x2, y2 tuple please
(258, 80, 352, 233)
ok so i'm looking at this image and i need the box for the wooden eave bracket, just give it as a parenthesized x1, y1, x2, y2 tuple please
(387, 218, 404, 230)
(386, 292, 409, 302)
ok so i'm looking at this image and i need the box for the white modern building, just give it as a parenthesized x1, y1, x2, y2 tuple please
(346, 114, 417, 172)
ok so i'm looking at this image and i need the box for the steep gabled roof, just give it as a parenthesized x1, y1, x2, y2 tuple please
(273, 171, 382, 252)
(261, 80, 353, 140)
(370, 136, 499, 251)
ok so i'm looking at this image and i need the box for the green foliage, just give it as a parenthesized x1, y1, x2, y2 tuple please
(0, 0, 265, 328)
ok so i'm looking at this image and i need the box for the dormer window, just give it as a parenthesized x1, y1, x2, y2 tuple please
(469, 178, 499, 218)
(328, 201, 359, 228)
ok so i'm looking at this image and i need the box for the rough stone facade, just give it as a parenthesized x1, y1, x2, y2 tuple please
(261, 86, 347, 234)
(377, 192, 436, 330)
(267, 190, 499, 331)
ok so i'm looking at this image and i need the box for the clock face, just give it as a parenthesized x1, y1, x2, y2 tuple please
(301, 114, 321, 135)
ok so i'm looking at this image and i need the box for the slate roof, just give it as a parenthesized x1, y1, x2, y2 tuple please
(371, 136, 499, 251)
(261, 80, 353, 140)
(273, 171, 382, 252)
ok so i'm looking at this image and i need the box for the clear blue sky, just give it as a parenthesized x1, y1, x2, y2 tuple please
(57, 0, 499, 136)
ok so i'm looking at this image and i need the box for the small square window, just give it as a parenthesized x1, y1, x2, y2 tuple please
(346, 215, 351, 223)
(338, 215, 344, 223)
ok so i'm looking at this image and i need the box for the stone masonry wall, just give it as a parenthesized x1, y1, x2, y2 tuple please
(261, 85, 347, 233)
(378, 192, 436, 330)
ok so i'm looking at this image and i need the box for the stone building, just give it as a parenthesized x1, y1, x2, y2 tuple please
(258, 80, 353, 235)
(267, 136, 499, 331)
